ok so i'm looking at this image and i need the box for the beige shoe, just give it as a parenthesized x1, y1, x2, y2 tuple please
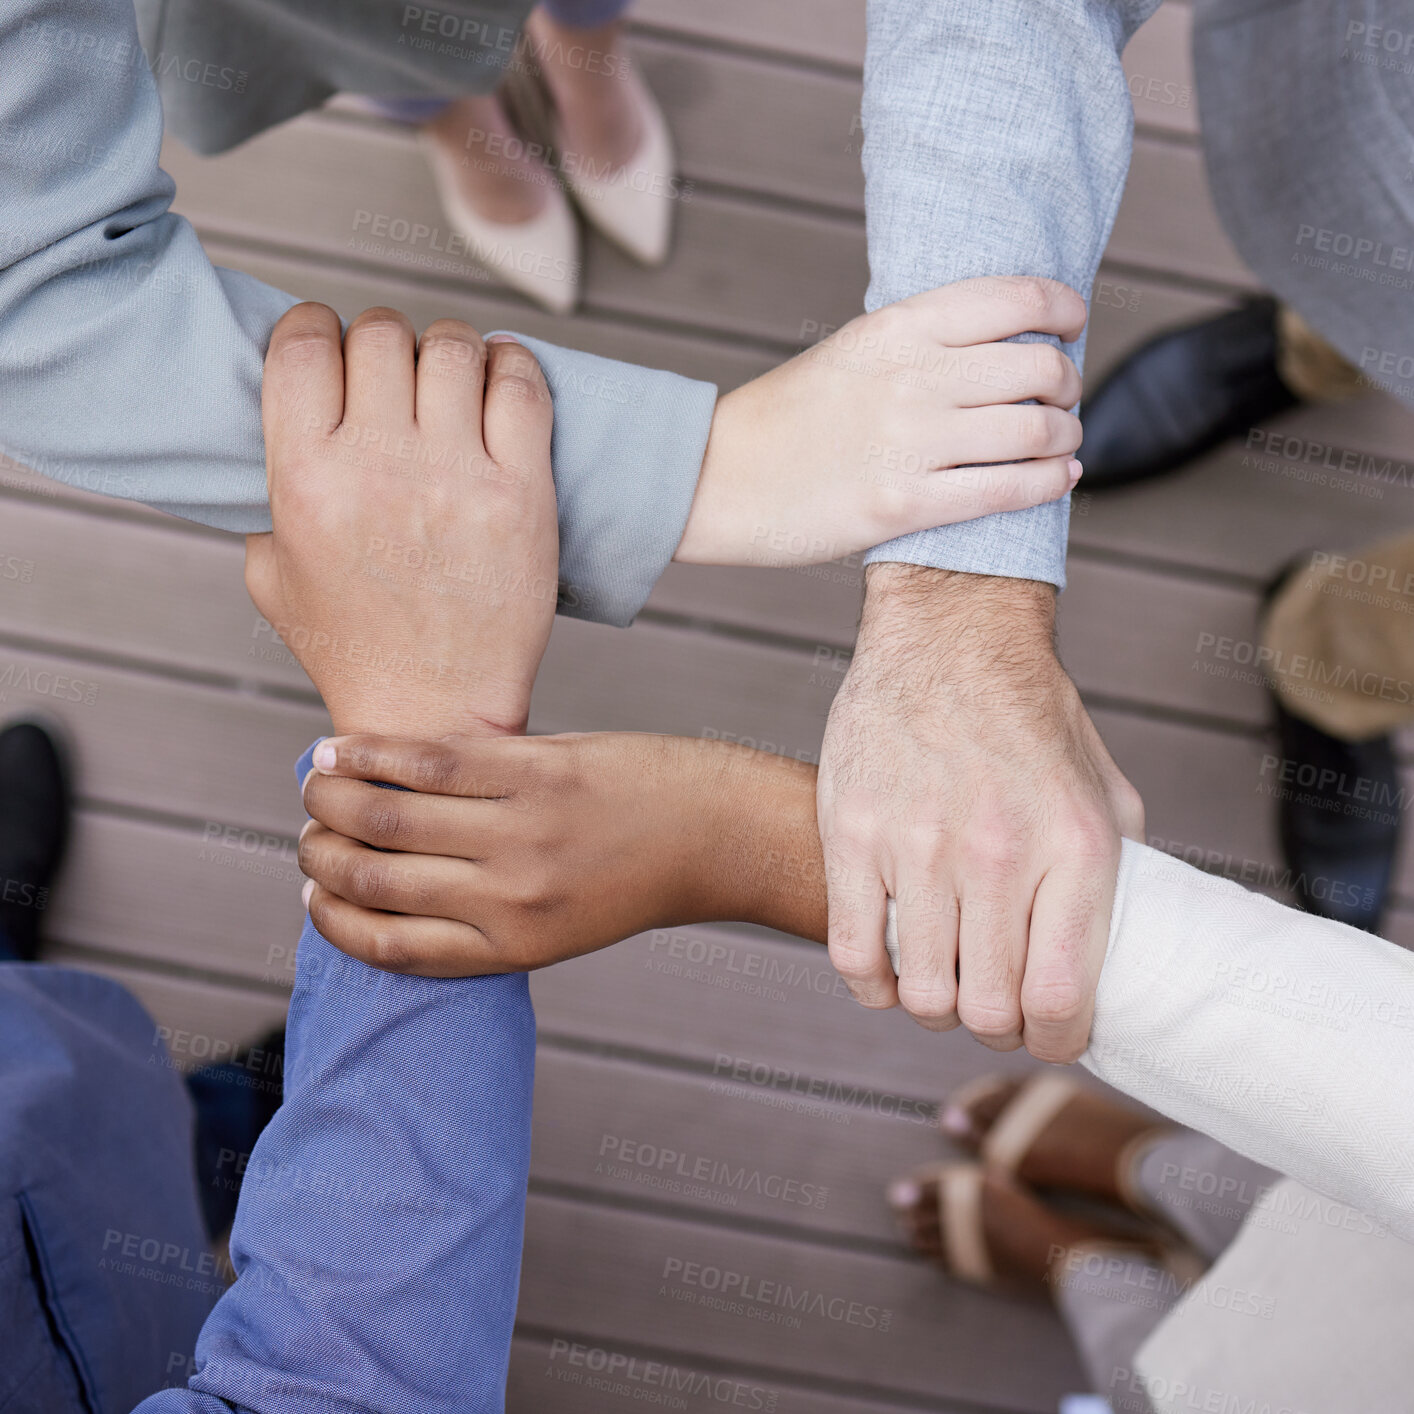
(418, 129, 581, 315)
(558, 62, 676, 267)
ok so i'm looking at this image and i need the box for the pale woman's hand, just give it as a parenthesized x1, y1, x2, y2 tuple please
(674, 276, 1087, 567)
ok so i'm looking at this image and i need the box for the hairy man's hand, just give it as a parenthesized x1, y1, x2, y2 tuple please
(817, 565, 1144, 1062)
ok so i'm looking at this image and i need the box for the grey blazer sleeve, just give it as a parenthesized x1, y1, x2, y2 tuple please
(860, 0, 1160, 588)
(0, 0, 714, 628)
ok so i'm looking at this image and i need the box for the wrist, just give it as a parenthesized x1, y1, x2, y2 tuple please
(683, 738, 825, 940)
(861, 563, 1057, 662)
(673, 389, 747, 566)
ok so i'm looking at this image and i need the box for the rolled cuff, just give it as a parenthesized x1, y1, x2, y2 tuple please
(863, 495, 1070, 589)
(497, 333, 717, 627)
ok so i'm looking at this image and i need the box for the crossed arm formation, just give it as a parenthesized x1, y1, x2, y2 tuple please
(2, 0, 1170, 1058)
(134, 300, 1414, 1414)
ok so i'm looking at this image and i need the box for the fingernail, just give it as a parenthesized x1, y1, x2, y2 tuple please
(312, 741, 337, 772)
(939, 1103, 971, 1138)
(887, 1179, 920, 1209)
(301, 879, 314, 912)
(486, 334, 518, 345)
(1067, 458, 1083, 484)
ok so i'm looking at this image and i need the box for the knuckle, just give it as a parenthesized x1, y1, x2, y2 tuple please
(1006, 276, 1053, 316)
(270, 330, 336, 368)
(341, 737, 383, 778)
(366, 926, 420, 974)
(1062, 813, 1120, 869)
(491, 370, 549, 406)
(350, 305, 412, 337)
(419, 326, 484, 371)
(897, 980, 958, 1023)
(1021, 972, 1089, 1027)
(347, 858, 391, 903)
(1033, 344, 1067, 387)
(1011, 407, 1052, 457)
(960, 823, 1022, 878)
(410, 744, 462, 794)
(362, 799, 408, 847)
(828, 937, 884, 983)
(957, 996, 1022, 1040)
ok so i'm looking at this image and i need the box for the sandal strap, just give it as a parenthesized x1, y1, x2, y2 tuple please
(1114, 1127, 1172, 1218)
(980, 1072, 1082, 1174)
(937, 1165, 993, 1286)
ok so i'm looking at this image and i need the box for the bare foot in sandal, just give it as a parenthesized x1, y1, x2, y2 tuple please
(941, 1073, 1170, 1212)
(886, 1164, 1160, 1297)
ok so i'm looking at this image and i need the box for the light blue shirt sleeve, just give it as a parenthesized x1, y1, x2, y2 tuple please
(0, 0, 714, 628)
(860, 0, 1162, 587)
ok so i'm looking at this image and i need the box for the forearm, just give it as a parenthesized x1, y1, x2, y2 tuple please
(159, 747, 535, 1413)
(716, 750, 1414, 1239)
(1084, 841, 1414, 1241)
(862, 0, 1160, 581)
(0, 0, 713, 629)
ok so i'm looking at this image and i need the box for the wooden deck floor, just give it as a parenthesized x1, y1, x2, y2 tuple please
(5, 1, 1414, 1408)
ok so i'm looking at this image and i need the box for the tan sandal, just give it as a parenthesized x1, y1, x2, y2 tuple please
(944, 1072, 1170, 1217)
(887, 1161, 1004, 1289)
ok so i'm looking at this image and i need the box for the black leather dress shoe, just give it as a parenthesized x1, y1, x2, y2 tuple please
(1260, 566, 1400, 933)
(1079, 297, 1301, 490)
(0, 720, 71, 961)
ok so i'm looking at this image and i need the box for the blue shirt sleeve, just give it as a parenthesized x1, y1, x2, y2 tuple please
(859, 0, 1162, 586)
(133, 744, 535, 1414)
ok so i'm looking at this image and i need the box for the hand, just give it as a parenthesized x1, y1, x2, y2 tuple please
(295, 732, 827, 975)
(243, 304, 558, 739)
(674, 277, 1086, 567)
(817, 564, 1145, 1062)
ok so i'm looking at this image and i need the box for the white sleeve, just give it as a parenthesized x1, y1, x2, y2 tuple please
(1082, 840, 1414, 1240)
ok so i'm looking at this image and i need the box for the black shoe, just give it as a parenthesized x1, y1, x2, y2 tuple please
(1260, 564, 1400, 933)
(0, 720, 71, 962)
(188, 1027, 286, 1239)
(1079, 297, 1301, 490)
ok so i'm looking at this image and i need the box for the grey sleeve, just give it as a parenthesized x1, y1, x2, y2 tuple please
(0, 0, 714, 629)
(860, 0, 1161, 587)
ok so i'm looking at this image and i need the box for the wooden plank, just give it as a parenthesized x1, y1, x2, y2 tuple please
(1072, 400, 1414, 577)
(200, 240, 775, 394)
(168, 104, 1241, 346)
(510, 1331, 975, 1414)
(517, 1194, 1084, 1412)
(1123, 2, 1197, 137)
(535, 1048, 969, 1245)
(46, 809, 305, 984)
(4, 483, 1277, 736)
(0, 641, 325, 834)
(165, 117, 869, 348)
(632, 0, 866, 69)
